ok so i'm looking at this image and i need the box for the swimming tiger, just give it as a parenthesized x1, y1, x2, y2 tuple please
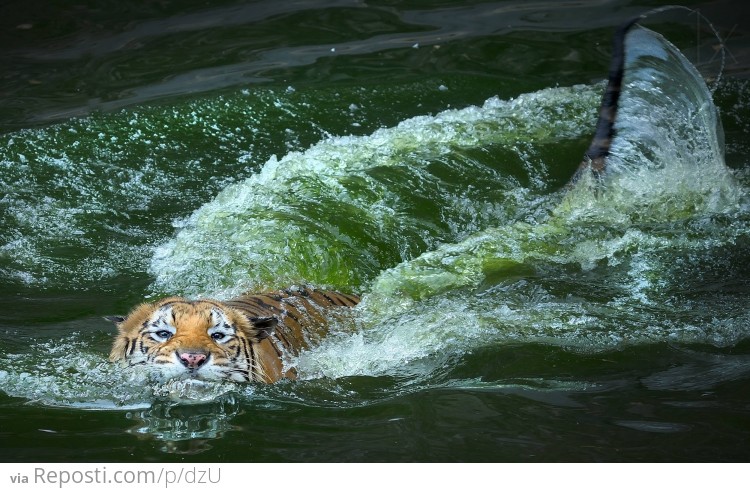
(108, 14, 684, 383)
(108, 287, 359, 383)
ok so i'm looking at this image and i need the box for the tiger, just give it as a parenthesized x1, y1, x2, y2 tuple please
(107, 14, 668, 384)
(108, 287, 359, 383)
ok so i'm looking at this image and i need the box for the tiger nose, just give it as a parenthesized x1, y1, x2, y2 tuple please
(178, 351, 208, 369)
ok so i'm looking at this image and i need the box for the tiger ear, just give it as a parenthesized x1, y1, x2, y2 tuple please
(249, 316, 278, 340)
(104, 315, 126, 325)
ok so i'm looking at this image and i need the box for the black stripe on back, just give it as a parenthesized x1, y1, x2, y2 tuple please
(235, 336, 252, 382)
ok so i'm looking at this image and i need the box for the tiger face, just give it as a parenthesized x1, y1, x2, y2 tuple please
(108, 298, 277, 383)
(110, 288, 360, 383)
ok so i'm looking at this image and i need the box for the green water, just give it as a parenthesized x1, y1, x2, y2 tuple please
(1, 0, 750, 462)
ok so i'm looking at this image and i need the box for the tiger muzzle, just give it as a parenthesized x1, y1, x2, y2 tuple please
(177, 350, 209, 370)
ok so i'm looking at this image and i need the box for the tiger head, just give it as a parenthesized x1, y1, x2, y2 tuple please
(107, 298, 279, 383)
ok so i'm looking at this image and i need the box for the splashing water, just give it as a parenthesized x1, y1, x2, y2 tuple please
(289, 27, 750, 378)
(1, 25, 749, 416)
(0, 332, 246, 409)
(149, 84, 602, 298)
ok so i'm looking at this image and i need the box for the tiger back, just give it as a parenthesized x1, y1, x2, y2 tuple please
(108, 287, 359, 383)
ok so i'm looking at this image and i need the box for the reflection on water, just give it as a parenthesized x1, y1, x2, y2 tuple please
(127, 396, 241, 451)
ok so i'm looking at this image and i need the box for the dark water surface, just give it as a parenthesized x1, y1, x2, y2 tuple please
(1, 0, 750, 462)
